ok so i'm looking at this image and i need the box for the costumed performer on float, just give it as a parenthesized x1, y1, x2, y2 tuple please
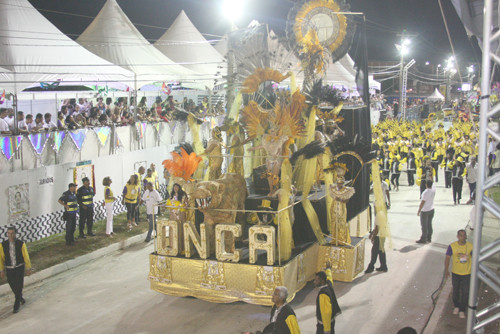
(326, 162, 355, 246)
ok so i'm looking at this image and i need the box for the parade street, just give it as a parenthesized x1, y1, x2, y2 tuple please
(0, 175, 472, 334)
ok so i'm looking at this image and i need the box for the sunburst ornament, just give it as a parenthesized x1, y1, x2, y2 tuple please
(287, 0, 356, 64)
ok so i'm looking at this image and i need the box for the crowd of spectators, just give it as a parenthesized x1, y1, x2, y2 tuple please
(0, 95, 226, 136)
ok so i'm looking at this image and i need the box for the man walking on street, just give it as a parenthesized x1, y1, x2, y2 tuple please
(0, 227, 32, 313)
(58, 183, 78, 246)
(142, 182, 162, 242)
(466, 157, 478, 205)
(445, 229, 473, 319)
(417, 180, 435, 244)
(77, 177, 95, 238)
(314, 267, 341, 334)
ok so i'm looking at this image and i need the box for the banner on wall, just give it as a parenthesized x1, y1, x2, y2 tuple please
(136, 122, 147, 139)
(69, 129, 87, 151)
(73, 164, 95, 190)
(94, 127, 111, 147)
(9, 183, 29, 222)
(0, 135, 23, 160)
(51, 131, 66, 154)
(28, 133, 49, 155)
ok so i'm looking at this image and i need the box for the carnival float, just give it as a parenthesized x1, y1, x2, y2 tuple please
(148, 0, 389, 306)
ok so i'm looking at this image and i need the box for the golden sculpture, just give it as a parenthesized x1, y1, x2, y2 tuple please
(202, 127, 224, 181)
(328, 163, 355, 245)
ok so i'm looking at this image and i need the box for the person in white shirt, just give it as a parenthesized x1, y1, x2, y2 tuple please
(141, 182, 162, 242)
(417, 180, 436, 244)
(17, 111, 28, 134)
(43, 113, 57, 130)
(4, 108, 14, 131)
(466, 157, 478, 205)
(0, 108, 12, 134)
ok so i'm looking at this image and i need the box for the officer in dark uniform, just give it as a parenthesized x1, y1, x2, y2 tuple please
(314, 269, 341, 334)
(0, 227, 32, 313)
(58, 183, 79, 245)
(76, 177, 95, 238)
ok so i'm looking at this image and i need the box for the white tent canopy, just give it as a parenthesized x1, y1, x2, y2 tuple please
(77, 0, 201, 89)
(428, 88, 445, 101)
(154, 10, 226, 86)
(0, 0, 134, 93)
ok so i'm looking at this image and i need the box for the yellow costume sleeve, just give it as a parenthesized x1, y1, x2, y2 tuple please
(0, 244, 4, 271)
(326, 268, 333, 286)
(462, 168, 467, 178)
(285, 315, 301, 334)
(319, 294, 332, 332)
(22, 243, 31, 270)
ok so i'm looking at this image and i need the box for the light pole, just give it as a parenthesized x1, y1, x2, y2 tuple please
(396, 34, 410, 118)
(222, 0, 244, 114)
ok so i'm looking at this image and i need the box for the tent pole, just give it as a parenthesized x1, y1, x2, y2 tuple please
(134, 74, 138, 122)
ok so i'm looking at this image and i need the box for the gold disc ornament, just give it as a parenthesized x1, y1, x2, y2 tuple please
(286, 0, 356, 64)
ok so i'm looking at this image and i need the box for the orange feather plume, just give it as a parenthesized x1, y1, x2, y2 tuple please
(162, 148, 202, 181)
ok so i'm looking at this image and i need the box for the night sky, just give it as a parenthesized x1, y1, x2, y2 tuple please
(27, 0, 478, 68)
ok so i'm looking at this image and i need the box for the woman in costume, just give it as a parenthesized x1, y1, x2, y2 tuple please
(328, 163, 355, 245)
(202, 127, 224, 181)
(167, 183, 187, 222)
(249, 126, 289, 197)
(122, 174, 140, 231)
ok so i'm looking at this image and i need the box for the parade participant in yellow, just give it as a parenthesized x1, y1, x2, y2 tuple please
(201, 127, 224, 181)
(150, 163, 160, 190)
(167, 183, 187, 223)
(328, 163, 355, 245)
(122, 174, 140, 231)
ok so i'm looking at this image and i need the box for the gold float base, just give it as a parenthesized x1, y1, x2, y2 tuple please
(316, 237, 366, 282)
(149, 242, 319, 306)
(348, 206, 370, 238)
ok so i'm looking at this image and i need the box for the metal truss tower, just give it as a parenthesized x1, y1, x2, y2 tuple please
(467, 0, 500, 332)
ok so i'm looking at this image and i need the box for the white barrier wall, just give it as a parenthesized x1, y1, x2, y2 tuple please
(0, 118, 222, 242)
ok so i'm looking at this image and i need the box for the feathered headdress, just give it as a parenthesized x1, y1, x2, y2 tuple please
(162, 148, 202, 181)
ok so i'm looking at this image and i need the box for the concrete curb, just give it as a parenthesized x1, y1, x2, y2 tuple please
(0, 232, 148, 297)
(423, 277, 453, 334)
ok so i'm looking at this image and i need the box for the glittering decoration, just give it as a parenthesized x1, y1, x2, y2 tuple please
(153, 122, 161, 134)
(69, 129, 87, 151)
(256, 266, 282, 296)
(94, 127, 111, 146)
(148, 254, 172, 283)
(52, 131, 66, 154)
(0, 135, 22, 160)
(28, 133, 49, 155)
(136, 122, 147, 139)
(201, 260, 226, 290)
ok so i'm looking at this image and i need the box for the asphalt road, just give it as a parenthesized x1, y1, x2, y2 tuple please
(0, 171, 472, 334)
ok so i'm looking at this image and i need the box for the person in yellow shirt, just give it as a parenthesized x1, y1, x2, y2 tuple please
(444, 229, 473, 319)
(314, 265, 341, 334)
(0, 227, 32, 313)
(150, 163, 160, 190)
(264, 286, 301, 334)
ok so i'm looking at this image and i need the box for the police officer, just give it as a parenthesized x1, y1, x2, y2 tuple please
(58, 183, 79, 245)
(77, 177, 95, 238)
